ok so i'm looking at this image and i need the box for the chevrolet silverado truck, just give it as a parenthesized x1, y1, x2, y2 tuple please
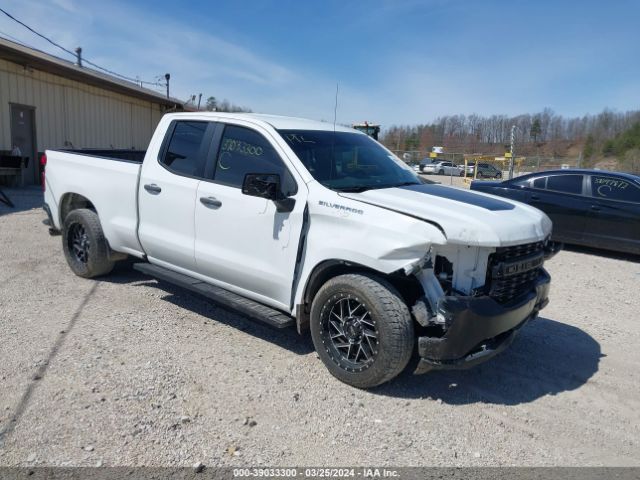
(42, 112, 557, 388)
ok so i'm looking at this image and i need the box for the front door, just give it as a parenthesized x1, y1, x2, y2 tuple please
(526, 174, 589, 244)
(586, 174, 640, 253)
(10, 104, 37, 185)
(194, 122, 306, 311)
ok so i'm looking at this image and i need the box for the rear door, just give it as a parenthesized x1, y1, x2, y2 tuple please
(526, 174, 590, 244)
(586, 174, 640, 253)
(138, 120, 216, 271)
(194, 122, 307, 310)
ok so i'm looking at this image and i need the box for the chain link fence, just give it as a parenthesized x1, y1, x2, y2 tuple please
(391, 150, 582, 177)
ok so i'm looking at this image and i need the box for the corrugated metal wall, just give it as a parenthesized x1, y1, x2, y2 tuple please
(0, 58, 165, 152)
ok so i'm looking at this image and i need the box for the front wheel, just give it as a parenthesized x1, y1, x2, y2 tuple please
(496, 172, 502, 179)
(438, 169, 444, 175)
(62, 209, 114, 278)
(310, 273, 414, 388)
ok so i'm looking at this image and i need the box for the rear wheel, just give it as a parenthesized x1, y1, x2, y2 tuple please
(310, 273, 414, 388)
(438, 169, 444, 175)
(496, 172, 502, 179)
(62, 209, 114, 278)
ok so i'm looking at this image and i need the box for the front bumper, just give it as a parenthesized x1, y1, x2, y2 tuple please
(415, 269, 550, 374)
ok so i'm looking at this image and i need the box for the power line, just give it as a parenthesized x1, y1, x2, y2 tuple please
(0, 6, 164, 87)
(0, 28, 28, 45)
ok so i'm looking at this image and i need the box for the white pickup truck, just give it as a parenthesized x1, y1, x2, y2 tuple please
(43, 112, 557, 388)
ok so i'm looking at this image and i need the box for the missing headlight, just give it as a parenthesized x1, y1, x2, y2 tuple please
(434, 255, 453, 294)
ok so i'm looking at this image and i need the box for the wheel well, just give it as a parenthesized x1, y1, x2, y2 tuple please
(302, 260, 423, 314)
(59, 193, 96, 224)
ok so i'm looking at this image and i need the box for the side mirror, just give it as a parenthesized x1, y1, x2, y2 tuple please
(242, 173, 295, 213)
(242, 173, 280, 200)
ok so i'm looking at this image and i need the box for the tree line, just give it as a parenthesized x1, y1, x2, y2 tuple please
(205, 96, 252, 113)
(381, 108, 640, 158)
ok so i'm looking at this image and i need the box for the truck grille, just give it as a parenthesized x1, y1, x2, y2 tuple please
(486, 241, 544, 304)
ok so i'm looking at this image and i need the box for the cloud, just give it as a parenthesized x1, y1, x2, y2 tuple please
(0, 0, 370, 122)
(1, 0, 638, 127)
(50, 0, 77, 13)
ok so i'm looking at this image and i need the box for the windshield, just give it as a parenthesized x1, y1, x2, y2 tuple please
(278, 130, 421, 192)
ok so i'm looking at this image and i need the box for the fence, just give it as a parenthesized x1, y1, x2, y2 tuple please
(391, 150, 582, 177)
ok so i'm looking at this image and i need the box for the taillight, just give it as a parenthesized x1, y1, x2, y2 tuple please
(40, 153, 47, 191)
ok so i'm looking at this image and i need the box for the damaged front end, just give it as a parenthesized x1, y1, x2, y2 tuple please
(410, 239, 559, 374)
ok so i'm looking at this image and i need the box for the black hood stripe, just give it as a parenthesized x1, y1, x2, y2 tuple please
(399, 184, 515, 211)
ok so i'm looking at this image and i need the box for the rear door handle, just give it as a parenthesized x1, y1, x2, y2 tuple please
(531, 195, 540, 201)
(200, 196, 222, 208)
(144, 183, 161, 194)
(591, 204, 601, 211)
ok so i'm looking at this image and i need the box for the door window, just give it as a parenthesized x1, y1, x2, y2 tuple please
(591, 176, 640, 202)
(546, 175, 583, 194)
(531, 176, 547, 189)
(160, 121, 209, 177)
(214, 125, 297, 195)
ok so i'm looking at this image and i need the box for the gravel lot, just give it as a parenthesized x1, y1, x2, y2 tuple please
(1, 186, 639, 467)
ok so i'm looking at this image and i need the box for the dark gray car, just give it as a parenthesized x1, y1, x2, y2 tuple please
(471, 169, 640, 255)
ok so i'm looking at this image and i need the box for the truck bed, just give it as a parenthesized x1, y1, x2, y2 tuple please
(44, 149, 144, 257)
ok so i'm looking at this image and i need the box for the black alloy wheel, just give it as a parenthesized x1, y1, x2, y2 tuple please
(320, 294, 379, 372)
(62, 208, 115, 278)
(68, 222, 90, 264)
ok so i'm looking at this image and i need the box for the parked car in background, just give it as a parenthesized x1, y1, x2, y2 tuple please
(422, 160, 463, 176)
(471, 169, 640, 255)
(465, 162, 503, 179)
(418, 157, 435, 172)
(476, 163, 503, 179)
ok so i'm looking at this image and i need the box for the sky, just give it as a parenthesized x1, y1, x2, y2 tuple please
(1, 0, 639, 126)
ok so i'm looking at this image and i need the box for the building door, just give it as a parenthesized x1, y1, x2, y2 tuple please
(10, 104, 37, 185)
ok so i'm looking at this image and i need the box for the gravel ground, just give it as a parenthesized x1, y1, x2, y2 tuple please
(1, 187, 639, 467)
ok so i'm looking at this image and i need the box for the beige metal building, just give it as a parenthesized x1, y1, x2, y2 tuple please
(0, 37, 184, 185)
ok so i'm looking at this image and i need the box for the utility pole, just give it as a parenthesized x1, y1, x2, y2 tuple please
(164, 73, 170, 99)
(75, 47, 82, 67)
(197, 93, 202, 110)
(509, 125, 516, 179)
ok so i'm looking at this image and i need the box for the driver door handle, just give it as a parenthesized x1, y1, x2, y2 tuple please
(200, 196, 222, 208)
(144, 183, 161, 194)
(591, 204, 601, 212)
(530, 195, 540, 201)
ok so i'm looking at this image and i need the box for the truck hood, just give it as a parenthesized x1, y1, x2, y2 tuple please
(339, 184, 551, 247)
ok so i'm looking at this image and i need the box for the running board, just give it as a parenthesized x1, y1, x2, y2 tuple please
(133, 263, 295, 329)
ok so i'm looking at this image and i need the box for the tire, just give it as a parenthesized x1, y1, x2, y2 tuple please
(496, 172, 502, 179)
(438, 169, 444, 175)
(62, 208, 114, 278)
(459, 170, 465, 177)
(310, 273, 414, 388)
